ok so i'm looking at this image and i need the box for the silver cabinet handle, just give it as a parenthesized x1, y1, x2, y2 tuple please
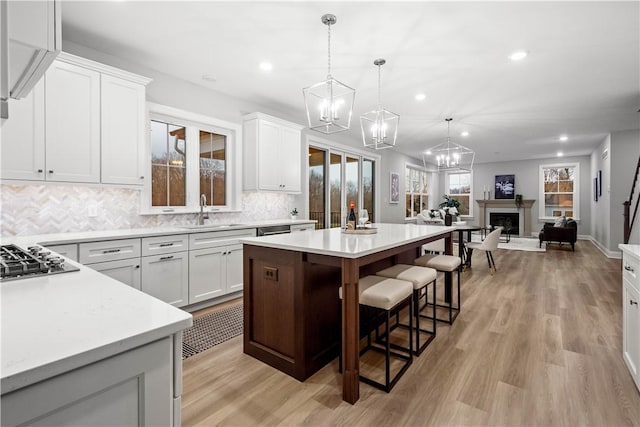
(159, 243, 174, 247)
(625, 265, 634, 272)
(48, 170, 54, 173)
(159, 255, 174, 261)
(135, 265, 140, 269)
(37, 169, 43, 173)
(631, 300, 638, 306)
(103, 249, 121, 254)
(140, 176, 144, 179)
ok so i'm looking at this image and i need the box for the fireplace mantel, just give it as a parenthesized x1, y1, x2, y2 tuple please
(476, 199, 536, 237)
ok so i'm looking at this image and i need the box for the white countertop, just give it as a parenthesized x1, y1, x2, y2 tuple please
(620, 244, 640, 259)
(1, 219, 315, 246)
(241, 223, 455, 258)
(1, 238, 193, 395)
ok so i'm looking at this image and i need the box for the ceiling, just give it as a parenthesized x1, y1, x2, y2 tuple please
(61, 1, 640, 164)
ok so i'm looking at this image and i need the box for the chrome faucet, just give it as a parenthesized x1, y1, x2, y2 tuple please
(198, 194, 209, 225)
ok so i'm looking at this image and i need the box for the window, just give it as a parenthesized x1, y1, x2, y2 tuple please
(405, 165, 429, 218)
(446, 172, 472, 216)
(150, 121, 187, 207)
(539, 163, 579, 219)
(144, 103, 241, 214)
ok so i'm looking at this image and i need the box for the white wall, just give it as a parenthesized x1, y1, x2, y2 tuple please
(591, 136, 610, 250)
(609, 129, 640, 248)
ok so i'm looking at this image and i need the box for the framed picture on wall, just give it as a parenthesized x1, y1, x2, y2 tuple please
(598, 170, 602, 196)
(390, 172, 400, 204)
(495, 174, 515, 199)
(594, 177, 598, 202)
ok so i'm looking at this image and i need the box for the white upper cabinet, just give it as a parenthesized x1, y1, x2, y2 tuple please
(0, 79, 45, 180)
(7, 0, 60, 99)
(243, 112, 303, 193)
(1, 52, 151, 185)
(45, 59, 101, 183)
(101, 74, 146, 185)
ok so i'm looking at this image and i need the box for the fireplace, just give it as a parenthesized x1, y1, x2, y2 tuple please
(490, 212, 519, 236)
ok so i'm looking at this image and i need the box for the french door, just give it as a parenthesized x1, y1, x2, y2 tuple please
(308, 145, 375, 229)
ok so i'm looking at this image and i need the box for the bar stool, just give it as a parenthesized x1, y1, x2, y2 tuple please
(374, 264, 438, 356)
(339, 276, 414, 392)
(414, 254, 462, 324)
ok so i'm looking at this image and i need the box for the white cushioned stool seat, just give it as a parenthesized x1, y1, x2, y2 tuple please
(375, 264, 437, 290)
(415, 254, 461, 271)
(339, 275, 413, 310)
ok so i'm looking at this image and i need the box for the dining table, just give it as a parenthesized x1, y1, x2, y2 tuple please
(454, 224, 481, 267)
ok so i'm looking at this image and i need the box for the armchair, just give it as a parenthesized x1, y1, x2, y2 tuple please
(539, 217, 577, 251)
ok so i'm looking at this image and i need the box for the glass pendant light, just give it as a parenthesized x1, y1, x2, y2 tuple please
(360, 59, 399, 150)
(303, 14, 356, 134)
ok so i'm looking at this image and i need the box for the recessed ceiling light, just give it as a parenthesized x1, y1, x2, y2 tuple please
(557, 151, 564, 157)
(259, 62, 273, 71)
(415, 93, 426, 101)
(509, 51, 528, 61)
(460, 131, 469, 137)
(425, 150, 432, 155)
(559, 135, 568, 142)
(202, 74, 217, 82)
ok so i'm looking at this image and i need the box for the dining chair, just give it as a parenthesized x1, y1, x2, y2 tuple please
(465, 227, 502, 274)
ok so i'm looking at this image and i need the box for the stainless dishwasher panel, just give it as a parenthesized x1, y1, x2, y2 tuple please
(256, 225, 291, 236)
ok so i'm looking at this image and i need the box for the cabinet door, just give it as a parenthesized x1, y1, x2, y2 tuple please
(141, 252, 189, 307)
(189, 247, 225, 304)
(257, 120, 282, 191)
(1, 337, 172, 427)
(623, 279, 640, 388)
(89, 259, 142, 291)
(279, 125, 301, 192)
(1, 78, 45, 180)
(45, 60, 100, 183)
(101, 75, 145, 185)
(225, 244, 244, 293)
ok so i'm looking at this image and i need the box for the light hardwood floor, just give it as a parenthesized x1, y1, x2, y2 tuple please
(182, 240, 640, 426)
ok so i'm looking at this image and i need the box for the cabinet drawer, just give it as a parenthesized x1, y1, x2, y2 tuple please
(142, 234, 189, 256)
(79, 239, 141, 264)
(88, 258, 142, 290)
(45, 243, 78, 262)
(623, 253, 640, 290)
(290, 223, 314, 232)
(189, 229, 256, 250)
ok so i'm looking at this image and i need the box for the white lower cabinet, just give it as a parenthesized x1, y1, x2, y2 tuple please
(621, 247, 640, 392)
(189, 243, 243, 304)
(1, 337, 175, 426)
(88, 258, 142, 290)
(141, 251, 189, 307)
(623, 278, 640, 390)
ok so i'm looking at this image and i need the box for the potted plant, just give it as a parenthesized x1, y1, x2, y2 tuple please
(439, 195, 461, 225)
(515, 194, 523, 208)
(290, 208, 298, 220)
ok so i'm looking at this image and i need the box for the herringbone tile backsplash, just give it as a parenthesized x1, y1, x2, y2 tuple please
(1, 184, 294, 236)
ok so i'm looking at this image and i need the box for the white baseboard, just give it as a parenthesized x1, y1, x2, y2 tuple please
(584, 235, 622, 259)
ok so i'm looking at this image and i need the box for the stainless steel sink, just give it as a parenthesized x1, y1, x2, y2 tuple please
(179, 223, 244, 230)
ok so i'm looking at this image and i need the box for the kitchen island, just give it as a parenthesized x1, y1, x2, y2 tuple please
(1, 238, 193, 426)
(241, 223, 454, 404)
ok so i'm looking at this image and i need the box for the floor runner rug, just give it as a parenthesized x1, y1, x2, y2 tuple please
(182, 304, 243, 359)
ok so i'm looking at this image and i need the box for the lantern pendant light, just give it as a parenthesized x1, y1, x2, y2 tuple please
(360, 58, 399, 150)
(423, 118, 475, 172)
(303, 14, 356, 134)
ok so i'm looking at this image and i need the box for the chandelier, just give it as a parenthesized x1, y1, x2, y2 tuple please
(423, 118, 474, 171)
(303, 14, 356, 134)
(360, 59, 399, 150)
